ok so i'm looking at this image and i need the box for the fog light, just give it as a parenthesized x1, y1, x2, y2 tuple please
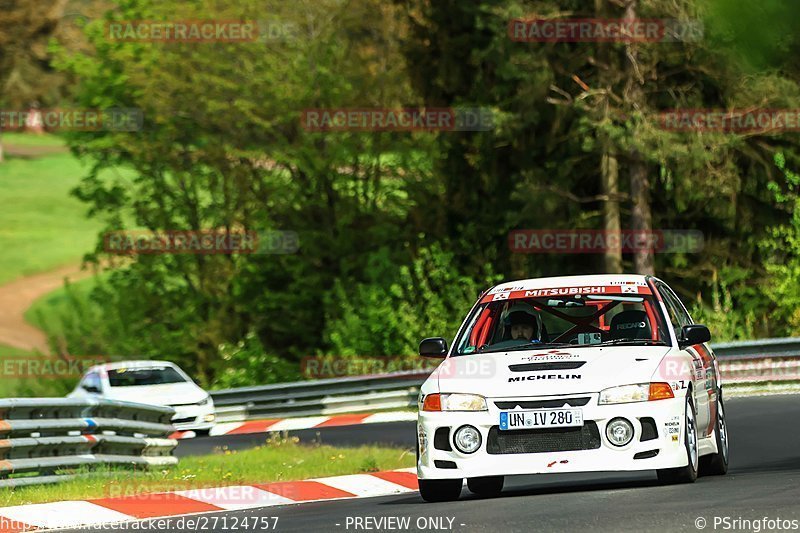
(203, 414, 216, 422)
(453, 425, 481, 454)
(606, 418, 634, 447)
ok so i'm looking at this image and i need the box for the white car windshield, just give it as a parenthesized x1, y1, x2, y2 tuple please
(455, 288, 671, 355)
(107, 367, 187, 387)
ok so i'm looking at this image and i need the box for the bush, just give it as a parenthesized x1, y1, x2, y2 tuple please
(322, 244, 500, 359)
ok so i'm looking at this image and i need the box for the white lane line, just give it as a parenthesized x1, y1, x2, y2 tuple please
(0, 500, 132, 529)
(268, 417, 331, 431)
(172, 485, 295, 510)
(362, 412, 418, 424)
(311, 474, 415, 497)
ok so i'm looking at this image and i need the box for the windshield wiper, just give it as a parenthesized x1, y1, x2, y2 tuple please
(594, 339, 668, 346)
(477, 342, 572, 354)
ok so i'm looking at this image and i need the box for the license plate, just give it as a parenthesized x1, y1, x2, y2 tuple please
(499, 409, 583, 430)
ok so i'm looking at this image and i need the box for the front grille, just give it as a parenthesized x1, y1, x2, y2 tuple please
(486, 422, 601, 454)
(508, 362, 585, 372)
(172, 416, 196, 424)
(494, 397, 591, 410)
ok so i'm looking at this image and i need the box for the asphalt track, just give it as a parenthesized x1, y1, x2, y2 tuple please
(66, 394, 800, 532)
(174, 422, 415, 457)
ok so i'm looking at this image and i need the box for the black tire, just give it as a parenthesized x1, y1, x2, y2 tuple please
(467, 476, 504, 497)
(194, 429, 211, 437)
(418, 478, 463, 502)
(699, 394, 729, 476)
(657, 395, 699, 484)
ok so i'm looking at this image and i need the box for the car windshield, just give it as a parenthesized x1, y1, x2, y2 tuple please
(454, 286, 671, 355)
(107, 367, 187, 387)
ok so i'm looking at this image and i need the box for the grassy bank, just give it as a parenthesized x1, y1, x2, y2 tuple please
(0, 436, 415, 507)
(25, 274, 103, 341)
(0, 135, 102, 284)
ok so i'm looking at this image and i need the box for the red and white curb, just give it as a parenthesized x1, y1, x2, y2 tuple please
(170, 411, 418, 440)
(0, 468, 419, 531)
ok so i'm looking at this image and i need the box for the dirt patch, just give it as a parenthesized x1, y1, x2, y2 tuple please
(2, 144, 70, 158)
(0, 264, 91, 353)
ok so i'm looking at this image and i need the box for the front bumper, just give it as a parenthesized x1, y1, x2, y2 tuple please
(171, 403, 216, 431)
(417, 393, 687, 480)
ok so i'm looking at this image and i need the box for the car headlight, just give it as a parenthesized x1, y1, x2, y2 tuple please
(453, 425, 482, 453)
(598, 382, 674, 404)
(196, 396, 211, 406)
(421, 393, 487, 411)
(599, 384, 649, 404)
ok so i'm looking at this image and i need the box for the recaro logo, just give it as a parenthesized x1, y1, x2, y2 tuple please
(617, 322, 647, 330)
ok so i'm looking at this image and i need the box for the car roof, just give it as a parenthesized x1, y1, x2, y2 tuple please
(86, 360, 180, 374)
(487, 274, 650, 294)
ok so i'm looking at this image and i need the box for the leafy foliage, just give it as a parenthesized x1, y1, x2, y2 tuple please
(29, 0, 800, 386)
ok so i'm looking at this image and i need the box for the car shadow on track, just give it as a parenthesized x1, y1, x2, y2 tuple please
(383, 472, 665, 506)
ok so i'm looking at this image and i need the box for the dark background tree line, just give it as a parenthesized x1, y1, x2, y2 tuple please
(8, 0, 800, 386)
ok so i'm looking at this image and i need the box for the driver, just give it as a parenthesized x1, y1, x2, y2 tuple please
(504, 307, 543, 342)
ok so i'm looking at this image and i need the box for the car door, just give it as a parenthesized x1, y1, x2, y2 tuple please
(655, 281, 714, 435)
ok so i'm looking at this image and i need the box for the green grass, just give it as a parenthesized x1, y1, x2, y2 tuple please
(25, 274, 104, 339)
(0, 436, 415, 507)
(0, 344, 38, 397)
(0, 149, 103, 284)
(0, 343, 80, 398)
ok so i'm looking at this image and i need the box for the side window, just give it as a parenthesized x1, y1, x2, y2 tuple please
(656, 283, 691, 339)
(663, 286, 692, 326)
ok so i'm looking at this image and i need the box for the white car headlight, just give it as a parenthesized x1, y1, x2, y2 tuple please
(197, 396, 211, 406)
(441, 393, 488, 411)
(598, 384, 650, 405)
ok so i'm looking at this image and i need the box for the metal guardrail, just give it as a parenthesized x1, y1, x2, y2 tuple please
(210, 338, 800, 423)
(710, 337, 800, 359)
(0, 398, 177, 487)
(211, 371, 425, 422)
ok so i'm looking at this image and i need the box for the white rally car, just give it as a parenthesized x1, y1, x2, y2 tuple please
(416, 274, 728, 502)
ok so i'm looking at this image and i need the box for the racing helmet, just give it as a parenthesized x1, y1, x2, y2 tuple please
(502, 303, 543, 341)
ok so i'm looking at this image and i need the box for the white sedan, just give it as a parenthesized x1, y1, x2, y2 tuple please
(416, 274, 728, 502)
(69, 360, 216, 433)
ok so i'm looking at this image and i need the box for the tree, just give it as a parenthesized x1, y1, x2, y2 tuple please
(53, 0, 426, 383)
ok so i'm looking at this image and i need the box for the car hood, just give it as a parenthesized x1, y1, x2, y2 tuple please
(102, 382, 208, 406)
(432, 345, 672, 398)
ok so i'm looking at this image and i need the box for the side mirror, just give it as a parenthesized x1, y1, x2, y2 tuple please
(680, 324, 711, 348)
(81, 383, 101, 394)
(419, 337, 448, 358)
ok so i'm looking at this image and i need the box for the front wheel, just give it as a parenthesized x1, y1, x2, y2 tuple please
(699, 394, 729, 476)
(418, 478, 463, 502)
(467, 476, 504, 497)
(657, 395, 698, 484)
